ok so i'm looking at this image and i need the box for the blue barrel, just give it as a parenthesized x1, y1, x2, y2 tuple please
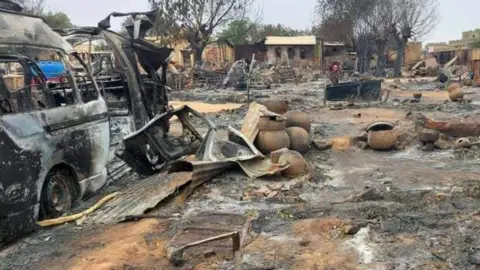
(36, 61, 66, 79)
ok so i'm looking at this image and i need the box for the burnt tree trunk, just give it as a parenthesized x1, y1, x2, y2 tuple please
(375, 40, 387, 77)
(394, 37, 408, 77)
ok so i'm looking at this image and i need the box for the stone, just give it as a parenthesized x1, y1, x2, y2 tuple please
(342, 224, 362, 235)
(266, 191, 279, 198)
(422, 143, 435, 152)
(203, 249, 216, 258)
(299, 238, 311, 247)
(356, 141, 369, 150)
(267, 184, 284, 191)
(417, 129, 439, 143)
(434, 140, 450, 150)
(313, 140, 333, 151)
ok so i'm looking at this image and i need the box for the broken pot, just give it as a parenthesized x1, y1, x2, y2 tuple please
(286, 127, 310, 154)
(277, 150, 307, 178)
(255, 130, 291, 154)
(454, 138, 472, 149)
(284, 111, 311, 132)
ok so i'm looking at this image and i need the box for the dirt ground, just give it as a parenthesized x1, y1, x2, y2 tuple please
(2, 79, 480, 270)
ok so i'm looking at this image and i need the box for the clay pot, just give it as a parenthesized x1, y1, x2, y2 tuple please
(260, 100, 289, 115)
(284, 111, 311, 131)
(257, 116, 286, 131)
(367, 130, 398, 150)
(286, 127, 310, 154)
(454, 137, 472, 149)
(447, 83, 461, 93)
(449, 88, 464, 102)
(278, 150, 307, 178)
(255, 130, 291, 154)
(366, 121, 395, 132)
(416, 129, 439, 143)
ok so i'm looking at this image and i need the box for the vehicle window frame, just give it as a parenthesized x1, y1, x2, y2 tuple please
(67, 52, 102, 103)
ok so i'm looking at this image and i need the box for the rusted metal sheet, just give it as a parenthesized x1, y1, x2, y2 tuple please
(86, 171, 192, 224)
(240, 102, 285, 142)
(166, 212, 248, 265)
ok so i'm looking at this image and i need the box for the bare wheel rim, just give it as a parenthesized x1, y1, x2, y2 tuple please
(46, 174, 70, 213)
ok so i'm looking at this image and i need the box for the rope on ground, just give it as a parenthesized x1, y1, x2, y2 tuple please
(37, 192, 120, 227)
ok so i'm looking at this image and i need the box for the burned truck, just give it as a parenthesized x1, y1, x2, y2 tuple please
(0, 3, 110, 242)
(0, 5, 174, 243)
(56, 11, 174, 179)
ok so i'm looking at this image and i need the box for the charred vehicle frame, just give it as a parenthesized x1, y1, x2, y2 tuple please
(0, 3, 110, 243)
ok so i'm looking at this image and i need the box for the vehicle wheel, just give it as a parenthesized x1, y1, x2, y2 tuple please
(39, 169, 73, 220)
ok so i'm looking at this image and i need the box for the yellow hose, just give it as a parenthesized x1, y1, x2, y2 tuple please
(37, 192, 120, 227)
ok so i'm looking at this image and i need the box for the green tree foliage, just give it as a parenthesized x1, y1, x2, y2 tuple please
(14, 0, 73, 28)
(218, 19, 311, 45)
(43, 11, 72, 29)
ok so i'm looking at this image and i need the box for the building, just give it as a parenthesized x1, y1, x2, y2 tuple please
(264, 36, 318, 67)
(426, 29, 480, 52)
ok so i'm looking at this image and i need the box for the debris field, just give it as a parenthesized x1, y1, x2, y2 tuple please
(2, 79, 480, 270)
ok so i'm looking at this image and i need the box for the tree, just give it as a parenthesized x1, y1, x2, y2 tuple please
(148, 0, 254, 64)
(359, 0, 396, 76)
(43, 11, 73, 29)
(391, 0, 439, 77)
(14, 0, 73, 29)
(218, 19, 256, 45)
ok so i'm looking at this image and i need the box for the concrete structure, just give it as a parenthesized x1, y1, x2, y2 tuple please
(264, 36, 317, 66)
(427, 29, 480, 52)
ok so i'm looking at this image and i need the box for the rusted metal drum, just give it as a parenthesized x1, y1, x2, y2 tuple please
(284, 111, 311, 132)
(286, 127, 310, 154)
(255, 130, 291, 154)
(278, 150, 307, 178)
(367, 130, 398, 150)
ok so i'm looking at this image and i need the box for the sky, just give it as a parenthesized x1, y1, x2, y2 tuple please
(43, 0, 480, 44)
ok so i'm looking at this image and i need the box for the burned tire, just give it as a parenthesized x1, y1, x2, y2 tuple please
(39, 169, 74, 220)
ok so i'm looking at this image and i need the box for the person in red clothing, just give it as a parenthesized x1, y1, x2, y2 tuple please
(328, 61, 342, 84)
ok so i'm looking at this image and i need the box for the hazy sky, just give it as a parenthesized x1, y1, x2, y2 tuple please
(44, 0, 479, 44)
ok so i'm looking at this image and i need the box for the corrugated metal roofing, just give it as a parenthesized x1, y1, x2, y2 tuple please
(265, 36, 316, 45)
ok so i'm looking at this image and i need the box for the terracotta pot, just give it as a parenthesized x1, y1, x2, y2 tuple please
(447, 83, 461, 93)
(278, 150, 307, 178)
(257, 116, 286, 131)
(255, 130, 291, 154)
(286, 127, 310, 154)
(367, 130, 398, 150)
(284, 111, 311, 131)
(260, 100, 289, 115)
(449, 88, 464, 102)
